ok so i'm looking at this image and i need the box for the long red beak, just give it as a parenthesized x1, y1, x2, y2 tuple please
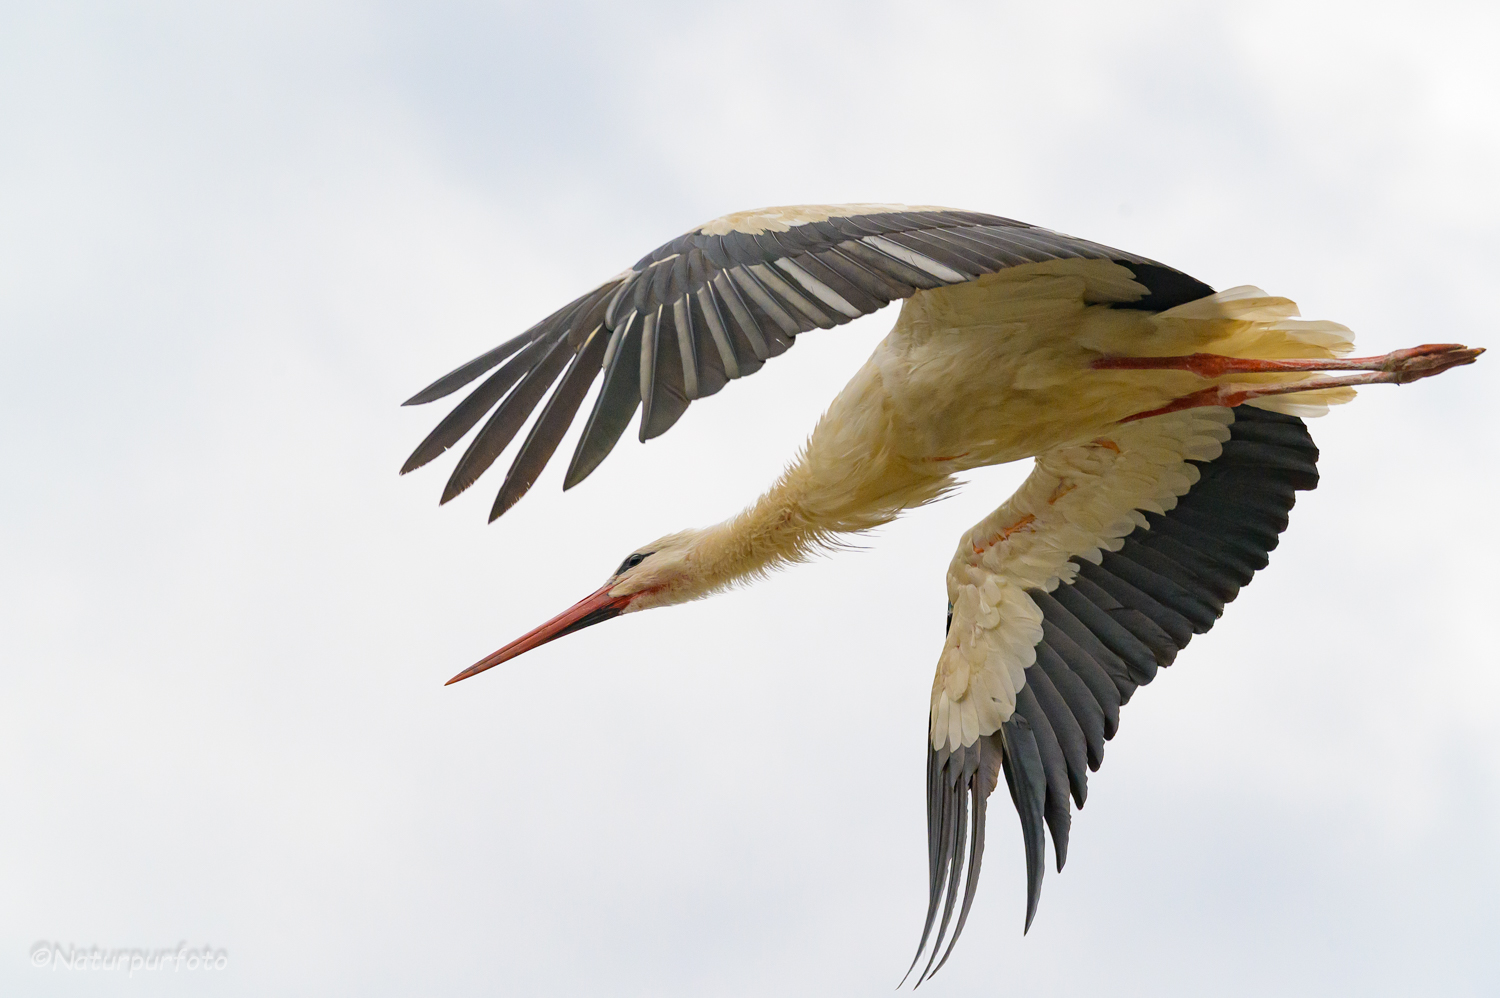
(445, 583, 631, 686)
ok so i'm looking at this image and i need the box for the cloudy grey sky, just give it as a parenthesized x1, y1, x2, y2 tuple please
(2, 1, 1497, 995)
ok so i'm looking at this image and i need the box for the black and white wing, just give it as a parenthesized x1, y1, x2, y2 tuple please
(399, 204, 1213, 521)
(907, 403, 1319, 982)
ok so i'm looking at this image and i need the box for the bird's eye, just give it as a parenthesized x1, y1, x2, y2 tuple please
(615, 551, 652, 575)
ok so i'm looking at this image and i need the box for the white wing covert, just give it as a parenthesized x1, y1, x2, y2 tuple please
(907, 404, 1321, 981)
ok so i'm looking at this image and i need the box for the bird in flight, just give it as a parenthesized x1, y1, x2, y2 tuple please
(400, 204, 1481, 981)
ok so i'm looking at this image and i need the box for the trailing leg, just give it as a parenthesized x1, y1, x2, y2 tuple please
(1094, 343, 1481, 381)
(1117, 344, 1483, 424)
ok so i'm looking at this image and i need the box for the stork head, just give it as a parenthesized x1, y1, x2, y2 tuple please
(444, 528, 713, 686)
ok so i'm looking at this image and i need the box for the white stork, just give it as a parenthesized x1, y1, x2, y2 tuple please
(400, 204, 1481, 981)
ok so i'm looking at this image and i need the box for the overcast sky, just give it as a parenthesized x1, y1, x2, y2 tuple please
(3, 2, 1498, 995)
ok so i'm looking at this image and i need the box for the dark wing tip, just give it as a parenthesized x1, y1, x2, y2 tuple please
(401, 333, 536, 407)
(999, 716, 1048, 934)
(904, 730, 1011, 986)
(438, 474, 467, 506)
(403, 377, 464, 407)
(485, 324, 614, 521)
(562, 315, 643, 492)
(401, 280, 627, 513)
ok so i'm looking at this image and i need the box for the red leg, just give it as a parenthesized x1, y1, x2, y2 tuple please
(1094, 343, 1481, 380)
(1119, 344, 1485, 424)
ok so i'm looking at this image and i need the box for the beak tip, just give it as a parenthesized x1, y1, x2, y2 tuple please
(444, 582, 627, 688)
(444, 665, 483, 686)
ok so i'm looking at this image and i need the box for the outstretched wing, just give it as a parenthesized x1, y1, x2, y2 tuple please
(907, 404, 1319, 981)
(400, 204, 1213, 521)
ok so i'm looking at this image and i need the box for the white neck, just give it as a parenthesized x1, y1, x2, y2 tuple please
(683, 427, 953, 599)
